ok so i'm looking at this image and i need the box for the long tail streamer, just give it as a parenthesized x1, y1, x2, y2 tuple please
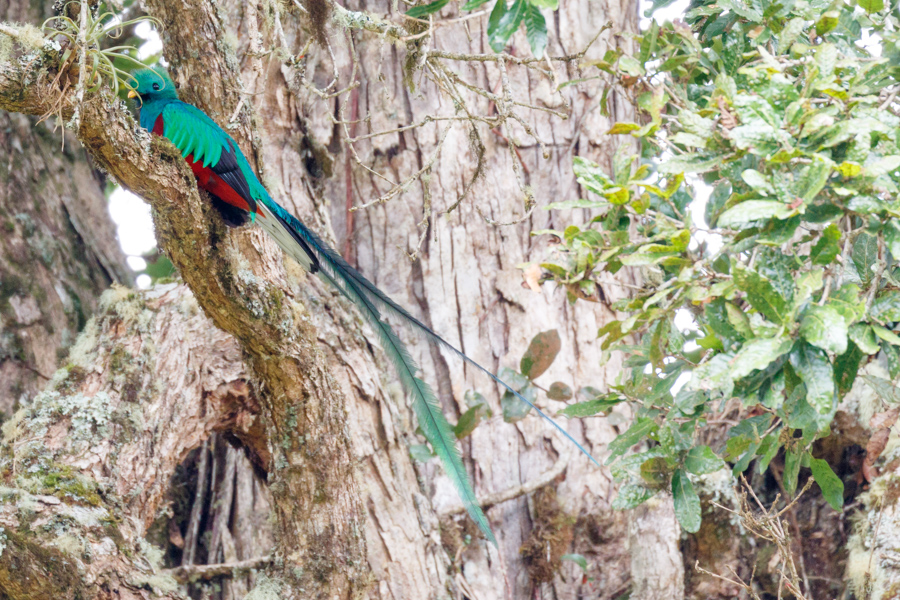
(257, 199, 599, 543)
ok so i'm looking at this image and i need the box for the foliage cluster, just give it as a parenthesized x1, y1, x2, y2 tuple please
(530, 0, 900, 531)
(405, 0, 556, 57)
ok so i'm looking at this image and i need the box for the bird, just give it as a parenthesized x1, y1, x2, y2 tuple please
(128, 66, 599, 544)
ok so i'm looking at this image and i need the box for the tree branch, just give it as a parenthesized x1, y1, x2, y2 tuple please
(1, 10, 367, 596)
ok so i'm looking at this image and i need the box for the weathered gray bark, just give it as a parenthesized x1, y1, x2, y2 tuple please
(629, 497, 685, 600)
(843, 360, 900, 600)
(0, 0, 705, 597)
(0, 284, 257, 599)
(286, 1, 649, 597)
(0, 108, 131, 414)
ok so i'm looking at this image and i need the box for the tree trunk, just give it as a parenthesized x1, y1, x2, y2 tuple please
(0, 41, 131, 417)
(0, 0, 130, 413)
(245, 0, 657, 596)
(0, 0, 707, 597)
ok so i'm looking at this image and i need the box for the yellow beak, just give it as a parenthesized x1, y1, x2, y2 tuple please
(127, 90, 139, 99)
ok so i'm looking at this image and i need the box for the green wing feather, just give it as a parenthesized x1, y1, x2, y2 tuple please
(161, 103, 228, 169)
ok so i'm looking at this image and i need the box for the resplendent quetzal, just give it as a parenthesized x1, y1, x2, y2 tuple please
(128, 67, 598, 543)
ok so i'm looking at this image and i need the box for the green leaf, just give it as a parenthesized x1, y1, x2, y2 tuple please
(406, 0, 450, 17)
(670, 132, 708, 148)
(873, 324, 900, 346)
(852, 232, 878, 286)
(869, 291, 900, 322)
(544, 198, 609, 210)
(782, 385, 818, 430)
(659, 422, 692, 455)
(487, 0, 509, 51)
(732, 441, 761, 474)
(800, 305, 848, 355)
(837, 162, 862, 178)
(672, 469, 702, 533)
(829, 284, 866, 324)
(858, 0, 884, 11)
(679, 111, 715, 139)
(810, 224, 841, 266)
(521, 329, 561, 379)
(684, 445, 726, 475)
(143, 254, 176, 281)
(612, 483, 654, 510)
(733, 265, 789, 324)
(835, 343, 864, 395)
(607, 122, 642, 135)
(573, 156, 614, 195)
(409, 444, 435, 462)
(658, 153, 722, 175)
(756, 432, 781, 473)
(639, 19, 660, 64)
(674, 389, 708, 415)
(741, 169, 774, 195)
(799, 159, 832, 202)
(863, 156, 900, 177)
(561, 554, 588, 572)
(884, 221, 900, 259)
(795, 269, 825, 307)
(618, 55, 644, 76)
(501, 383, 536, 422)
(547, 382, 573, 401)
(777, 18, 805, 54)
(454, 402, 491, 439)
(783, 448, 802, 495)
(717, 200, 793, 227)
(489, 0, 526, 52)
(790, 342, 836, 417)
(815, 42, 837, 80)
(718, 0, 762, 20)
(641, 456, 670, 486)
(462, 0, 493, 8)
(810, 458, 844, 510)
(730, 336, 794, 380)
(607, 418, 659, 463)
(523, 3, 548, 58)
(849, 324, 880, 355)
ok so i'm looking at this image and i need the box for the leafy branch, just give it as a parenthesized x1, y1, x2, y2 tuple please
(530, 0, 900, 533)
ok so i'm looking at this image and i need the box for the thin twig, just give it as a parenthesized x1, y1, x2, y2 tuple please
(166, 556, 273, 583)
(441, 451, 569, 516)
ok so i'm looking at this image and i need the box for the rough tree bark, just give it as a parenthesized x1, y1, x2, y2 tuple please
(0, 109, 131, 414)
(290, 1, 653, 596)
(0, 0, 131, 414)
(0, 0, 706, 597)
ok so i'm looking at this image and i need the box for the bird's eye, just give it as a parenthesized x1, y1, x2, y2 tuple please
(152, 83, 161, 91)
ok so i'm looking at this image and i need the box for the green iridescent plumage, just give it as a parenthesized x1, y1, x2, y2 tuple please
(130, 67, 601, 546)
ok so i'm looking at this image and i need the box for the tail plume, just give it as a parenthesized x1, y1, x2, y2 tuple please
(258, 198, 600, 543)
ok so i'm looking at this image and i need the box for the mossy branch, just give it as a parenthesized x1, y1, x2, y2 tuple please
(0, 15, 366, 597)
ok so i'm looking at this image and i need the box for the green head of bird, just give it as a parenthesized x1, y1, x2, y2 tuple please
(127, 67, 178, 102)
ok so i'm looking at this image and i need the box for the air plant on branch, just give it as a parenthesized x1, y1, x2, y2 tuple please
(42, 4, 159, 99)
